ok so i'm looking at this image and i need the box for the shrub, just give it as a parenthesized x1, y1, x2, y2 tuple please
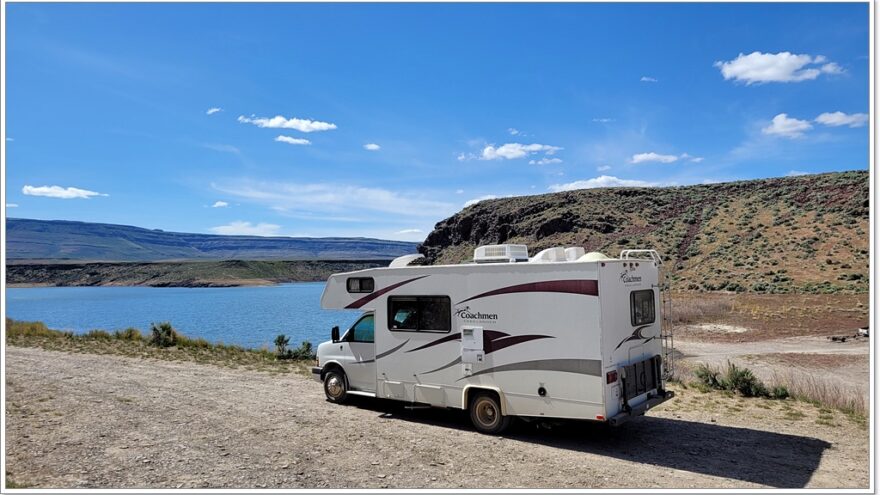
(113, 328, 143, 341)
(289, 341, 315, 360)
(723, 362, 767, 398)
(274, 334, 290, 357)
(693, 361, 773, 399)
(149, 322, 178, 348)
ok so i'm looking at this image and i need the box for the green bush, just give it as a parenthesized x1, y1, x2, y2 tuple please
(692, 361, 783, 399)
(274, 334, 290, 357)
(723, 362, 767, 398)
(113, 328, 143, 341)
(289, 341, 315, 360)
(149, 322, 178, 348)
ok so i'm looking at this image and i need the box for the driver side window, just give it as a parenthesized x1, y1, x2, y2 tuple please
(351, 314, 375, 343)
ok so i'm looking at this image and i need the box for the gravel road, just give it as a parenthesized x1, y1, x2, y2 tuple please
(4, 346, 868, 489)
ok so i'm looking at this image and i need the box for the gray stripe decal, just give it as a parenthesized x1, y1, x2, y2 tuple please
(456, 359, 602, 381)
(376, 339, 410, 360)
(418, 356, 462, 375)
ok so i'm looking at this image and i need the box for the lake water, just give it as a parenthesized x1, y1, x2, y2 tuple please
(5, 283, 359, 349)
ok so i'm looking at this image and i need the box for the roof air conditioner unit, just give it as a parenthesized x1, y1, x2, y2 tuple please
(473, 244, 530, 263)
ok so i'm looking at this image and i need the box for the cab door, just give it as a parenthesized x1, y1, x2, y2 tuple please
(344, 313, 377, 392)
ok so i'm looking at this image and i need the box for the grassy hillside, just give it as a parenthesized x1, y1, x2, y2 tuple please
(419, 171, 869, 293)
(6, 218, 417, 261)
(6, 260, 387, 287)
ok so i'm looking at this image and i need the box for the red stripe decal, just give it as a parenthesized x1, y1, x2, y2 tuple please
(457, 279, 598, 305)
(345, 275, 429, 309)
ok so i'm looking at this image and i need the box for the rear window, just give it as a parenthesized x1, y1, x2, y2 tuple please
(388, 296, 451, 332)
(630, 289, 655, 326)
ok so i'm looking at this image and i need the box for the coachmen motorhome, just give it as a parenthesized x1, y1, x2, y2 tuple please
(313, 245, 674, 434)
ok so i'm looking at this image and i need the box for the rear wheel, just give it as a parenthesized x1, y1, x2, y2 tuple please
(469, 391, 511, 434)
(323, 369, 349, 404)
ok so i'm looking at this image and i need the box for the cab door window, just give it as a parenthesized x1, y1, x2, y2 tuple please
(350, 314, 375, 343)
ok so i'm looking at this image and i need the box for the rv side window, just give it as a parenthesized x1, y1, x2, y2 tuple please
(630, 289, 655, 326)
(347, 277, 374, 293)
(388, 296, 451, 333)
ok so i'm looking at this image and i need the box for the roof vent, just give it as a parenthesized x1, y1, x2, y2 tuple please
(529, 247, 567, 263)
(565, 247, 586, 261)
(474, 244, 529, 263)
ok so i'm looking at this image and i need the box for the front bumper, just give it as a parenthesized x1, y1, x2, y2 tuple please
(608, 389, 675, 427)
(311, 366, 323, 383)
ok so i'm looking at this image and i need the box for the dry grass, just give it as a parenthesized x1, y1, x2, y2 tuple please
(670, 359, 865, 421)
(670, 296, 734, 325)
(770, 369, 867, 419)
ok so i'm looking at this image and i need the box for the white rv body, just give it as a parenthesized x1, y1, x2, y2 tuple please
(314, 245, 673, 432)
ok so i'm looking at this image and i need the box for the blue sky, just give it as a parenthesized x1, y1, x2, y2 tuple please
(4, 3, 870, 241)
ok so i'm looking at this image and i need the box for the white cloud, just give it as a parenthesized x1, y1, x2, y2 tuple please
(363, 143, 381, 151)
(275, 135, 311, 145)
(395, 228, 423, 235)
(787, 170, 809, 177)
(206, 107, 222, 115)
(815, 111, 869, 128)
(5, 137, 13, 142)
(714, 51, 843, 84)
(204, 143, 240, 154)
(630, 152, 679, 164)
(762, 113, 813, 138)
(22, 185, 107, 199)
(640, 76, 658, 83)
(679, 153, 704, 163)
(210, 221, 282, 236)
(548, 175, 659, 192)
(463, 195, 499, 208)
(237, 114, 337, 133)
(211, 201, 229, 208)
(508, 128, 520, 135)
(529, 157, 563, 165)
(455, 189, 464, 194)
(213, 180, 454, 219)
(597, 165, 612, 171)
(820, 62, 844, 74)
(480, 143, 562, 160)
(6, 203, 18, 208)
(592, 118, 614, 123)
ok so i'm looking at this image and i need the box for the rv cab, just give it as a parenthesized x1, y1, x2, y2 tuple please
(316, 312, 377, 400)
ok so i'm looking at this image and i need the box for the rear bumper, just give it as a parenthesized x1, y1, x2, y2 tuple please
(311, 366, 323, 382)
(608, 389, 675, 427)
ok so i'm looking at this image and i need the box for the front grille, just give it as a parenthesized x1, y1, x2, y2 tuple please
(621, 355, 663, 401)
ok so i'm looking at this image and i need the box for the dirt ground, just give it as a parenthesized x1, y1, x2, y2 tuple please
(4, 346, 869, 489)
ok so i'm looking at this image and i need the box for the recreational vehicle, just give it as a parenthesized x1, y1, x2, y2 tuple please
(313, 245, 674, 434)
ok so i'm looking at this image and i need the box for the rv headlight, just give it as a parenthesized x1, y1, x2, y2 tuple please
(315, 357, 320, 367)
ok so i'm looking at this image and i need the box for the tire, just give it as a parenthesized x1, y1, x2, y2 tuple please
(469, 391, 512, 434)
(323, 369, 349, 404)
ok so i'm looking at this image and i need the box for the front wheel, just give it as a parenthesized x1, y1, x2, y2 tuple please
(469, 392, 512, 434)
(323, 369, 349, 404)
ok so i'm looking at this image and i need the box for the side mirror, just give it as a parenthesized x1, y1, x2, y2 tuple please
(331, 326, 340, 343)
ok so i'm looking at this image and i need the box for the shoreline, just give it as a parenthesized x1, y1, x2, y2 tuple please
(5, 259, 389, 288)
